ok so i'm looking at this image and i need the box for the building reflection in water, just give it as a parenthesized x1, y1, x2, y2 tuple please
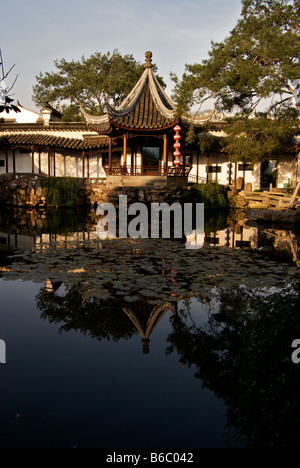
(1, 224, 299, 260)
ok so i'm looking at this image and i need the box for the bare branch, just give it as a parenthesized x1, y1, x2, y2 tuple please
(0, 49, 5, 78)
(2, 64, 16, 81)
(268, 96, 292, 113)
(6, 74, 19, 95)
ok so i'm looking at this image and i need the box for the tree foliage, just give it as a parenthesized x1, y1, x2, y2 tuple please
(192, 182, 229, 209)
(172, 0, 300, 160)
(33, 49, 164, 121)
(223, 108, 299, 161)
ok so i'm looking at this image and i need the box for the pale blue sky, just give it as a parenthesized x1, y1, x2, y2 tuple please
(1, 0, 242, 110)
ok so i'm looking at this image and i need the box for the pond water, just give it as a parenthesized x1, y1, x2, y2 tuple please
(0, 207, 300, 448)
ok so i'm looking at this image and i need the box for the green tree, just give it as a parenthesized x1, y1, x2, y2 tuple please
(172, 0, 300, 161)
(32, 49, 164, 121)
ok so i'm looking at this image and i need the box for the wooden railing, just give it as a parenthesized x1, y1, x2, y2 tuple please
(104, 165, 192, 177)
(243, 190, 300, 210)
(167, 166, 192, 177)
(187, 174, 207, 184)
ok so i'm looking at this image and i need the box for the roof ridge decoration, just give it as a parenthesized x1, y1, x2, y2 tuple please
(109, 51, 177, 121)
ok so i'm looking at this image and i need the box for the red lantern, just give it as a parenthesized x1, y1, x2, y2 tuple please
(173, 125, 181, 168)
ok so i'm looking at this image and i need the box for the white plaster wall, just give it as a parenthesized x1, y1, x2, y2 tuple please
(277, 155, 297, 189)
(0, 106, 41, 123)
(169, 150, 261, 188)
(1, 149, 107, 178)
(7, 152, 13, 174)
(236, 162, 261, 190)
(40, 152, 49, 175)
(15, 151, 32, 173)
(64, 153, 81, 178)
(187, 152, 197, 180)
(207, 153, 229, 184)
(55, 152, 65, 177)
(89, 154, 106, 178)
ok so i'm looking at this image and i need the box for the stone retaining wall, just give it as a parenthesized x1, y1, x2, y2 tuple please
(0, 174, 193, 208)
(0, 174, 46, 207)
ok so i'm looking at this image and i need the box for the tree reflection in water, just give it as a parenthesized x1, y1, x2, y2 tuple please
(167, 281, 300, 448)
(36, 284, 138, 343)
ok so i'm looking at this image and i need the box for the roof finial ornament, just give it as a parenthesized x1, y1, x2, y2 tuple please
(144, 51, 153, 69)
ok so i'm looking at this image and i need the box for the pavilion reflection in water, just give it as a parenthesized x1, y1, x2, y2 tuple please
(119, 301, 177, 354)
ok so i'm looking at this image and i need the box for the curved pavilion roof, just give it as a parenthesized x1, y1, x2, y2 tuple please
(81, 51, 216, 135)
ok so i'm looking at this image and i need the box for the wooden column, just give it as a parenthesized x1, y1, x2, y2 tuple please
(206, 153, 210, 183)
(38, 149, 41, 174)
(48, 147, 51, 177)
(134, 146, 137, 175)
(141, 149, 144, 175)
(228, 162, 232, 186)
(82, 151, 85, 179)
(234, 162, 238, 190)
(5, 149, 8, 173)
(163, 134, 168, 174)
(87, 153, 90, 179)
(183, 149, 186, 171)
(53, 149, 56, 177)
(108, 137, 112, 171)
(123, 135, 127, 171)
(31, 146, 35, 174)
(131, 146, 134, 175)
(13, 149, 16, 174)
(196, 151, 199, 184)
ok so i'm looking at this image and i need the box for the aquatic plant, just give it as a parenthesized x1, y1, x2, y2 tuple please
(44, 178, 78, 208)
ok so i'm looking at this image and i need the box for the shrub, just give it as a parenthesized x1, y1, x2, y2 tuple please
(192, 182, 228, 209)
(44, 177, 78, 208)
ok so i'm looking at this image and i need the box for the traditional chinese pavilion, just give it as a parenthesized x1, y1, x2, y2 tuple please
(81, 51, 196, 187)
